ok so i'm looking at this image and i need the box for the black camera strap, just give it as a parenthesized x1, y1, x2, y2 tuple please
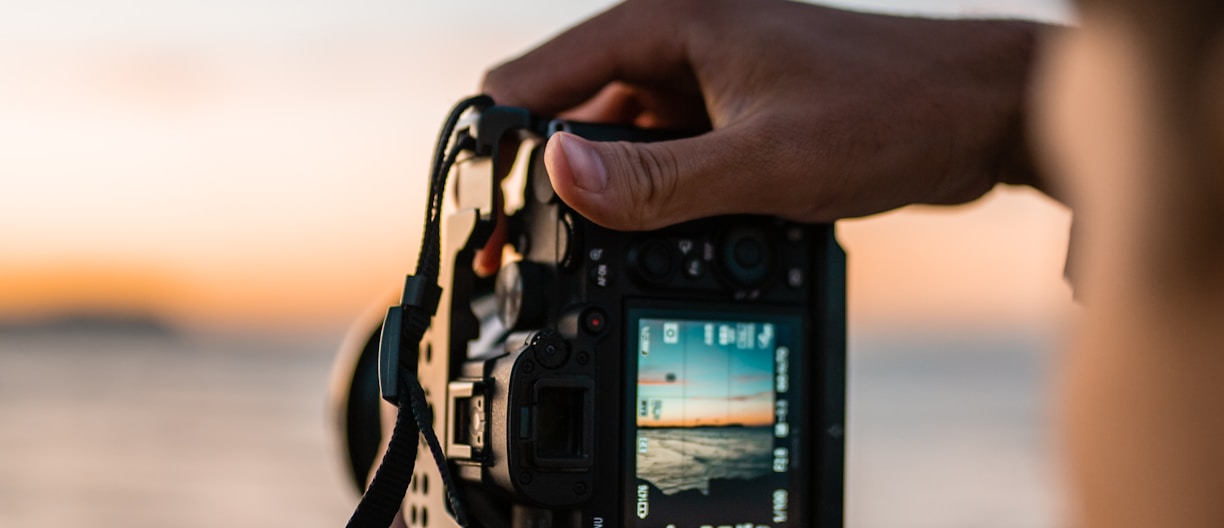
(345, 95, 493, 528)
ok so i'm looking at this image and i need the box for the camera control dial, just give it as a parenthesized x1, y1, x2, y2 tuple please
(528, 331, 570, 370)
(719, 227, 774, 287)
(629, 239, 677, 284)
(495, 260, 551, 331)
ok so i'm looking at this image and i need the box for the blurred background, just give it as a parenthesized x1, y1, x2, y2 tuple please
(1, 0, 1074, 526)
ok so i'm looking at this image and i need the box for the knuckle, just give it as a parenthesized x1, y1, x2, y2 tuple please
(627, 0, 707, 37)
(481, 64, 516, 102)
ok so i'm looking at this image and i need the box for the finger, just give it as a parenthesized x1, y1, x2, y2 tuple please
(473, 207, 506, 278)
(559, 82, 710, 130)
(482, 0, 697, 115)
(542, 128, 794, 231)
(472, 141, 518, 278)
(557, 82, 646, 124)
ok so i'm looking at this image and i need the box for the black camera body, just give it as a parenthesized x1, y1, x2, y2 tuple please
(333, 106, 845, 528)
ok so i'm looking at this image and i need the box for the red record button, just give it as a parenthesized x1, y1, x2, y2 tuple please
(582, 308, 608, 334)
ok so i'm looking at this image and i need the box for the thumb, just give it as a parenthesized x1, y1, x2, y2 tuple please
(543, 131, 761, 230)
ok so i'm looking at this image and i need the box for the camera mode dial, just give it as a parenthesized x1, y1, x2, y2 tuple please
(495, 260, 551, 331)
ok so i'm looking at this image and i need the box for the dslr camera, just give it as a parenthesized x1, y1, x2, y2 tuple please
(331, 103, 846, 528)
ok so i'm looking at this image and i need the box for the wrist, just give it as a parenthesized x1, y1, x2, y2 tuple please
(994, 21, 1064, 203)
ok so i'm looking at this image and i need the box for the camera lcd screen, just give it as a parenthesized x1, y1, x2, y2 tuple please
(628, 307, 801, 527)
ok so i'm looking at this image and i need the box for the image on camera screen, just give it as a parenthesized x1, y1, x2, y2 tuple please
(631, 313, 797, 527)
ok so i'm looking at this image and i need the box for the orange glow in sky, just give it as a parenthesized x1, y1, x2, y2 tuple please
(1, 0, 1073, 335)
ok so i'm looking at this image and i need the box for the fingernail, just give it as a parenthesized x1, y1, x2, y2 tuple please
(558, 133, 607, 192)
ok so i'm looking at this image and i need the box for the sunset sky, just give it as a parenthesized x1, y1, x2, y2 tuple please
(637, 318, 778, 428)
(1, 0, 1073, 336)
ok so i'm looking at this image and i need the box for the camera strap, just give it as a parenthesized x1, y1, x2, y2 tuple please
(345, 95, 493, 528)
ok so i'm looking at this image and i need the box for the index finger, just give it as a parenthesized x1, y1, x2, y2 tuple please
(481, 0, 698, 115)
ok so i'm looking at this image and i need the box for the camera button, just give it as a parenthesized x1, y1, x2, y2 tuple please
(581, 308, 608, 335)
(734, 237, 765, 267)
(719, 227, 773, 287)
(684, 257, 705, 279)
(588, 263, 613, 288)
(643, 244, 671, 276)
(637, 240, 675, 281)
(530, 331, 569, 369)
(787, 267, 805, 288)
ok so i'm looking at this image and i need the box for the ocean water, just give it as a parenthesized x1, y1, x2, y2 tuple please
(0, 328, 1063, 528)
(637, 427, 774, 496)
(846, 331, 1065, 528)
(0, 331, 354, 528)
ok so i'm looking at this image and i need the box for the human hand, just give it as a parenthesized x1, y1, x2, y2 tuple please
(481, 0, 1047, 231)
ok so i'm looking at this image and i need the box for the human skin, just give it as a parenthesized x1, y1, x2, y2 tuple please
(477, 4, 1224, 528)
(1036, 5, 1224, 528)
(474, 1, 1224, 527)
(482, 0, 1048, 224)
(477, 0, 1046, 273)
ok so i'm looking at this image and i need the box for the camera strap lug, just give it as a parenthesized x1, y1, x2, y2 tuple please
(378, 275, 442, 405)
